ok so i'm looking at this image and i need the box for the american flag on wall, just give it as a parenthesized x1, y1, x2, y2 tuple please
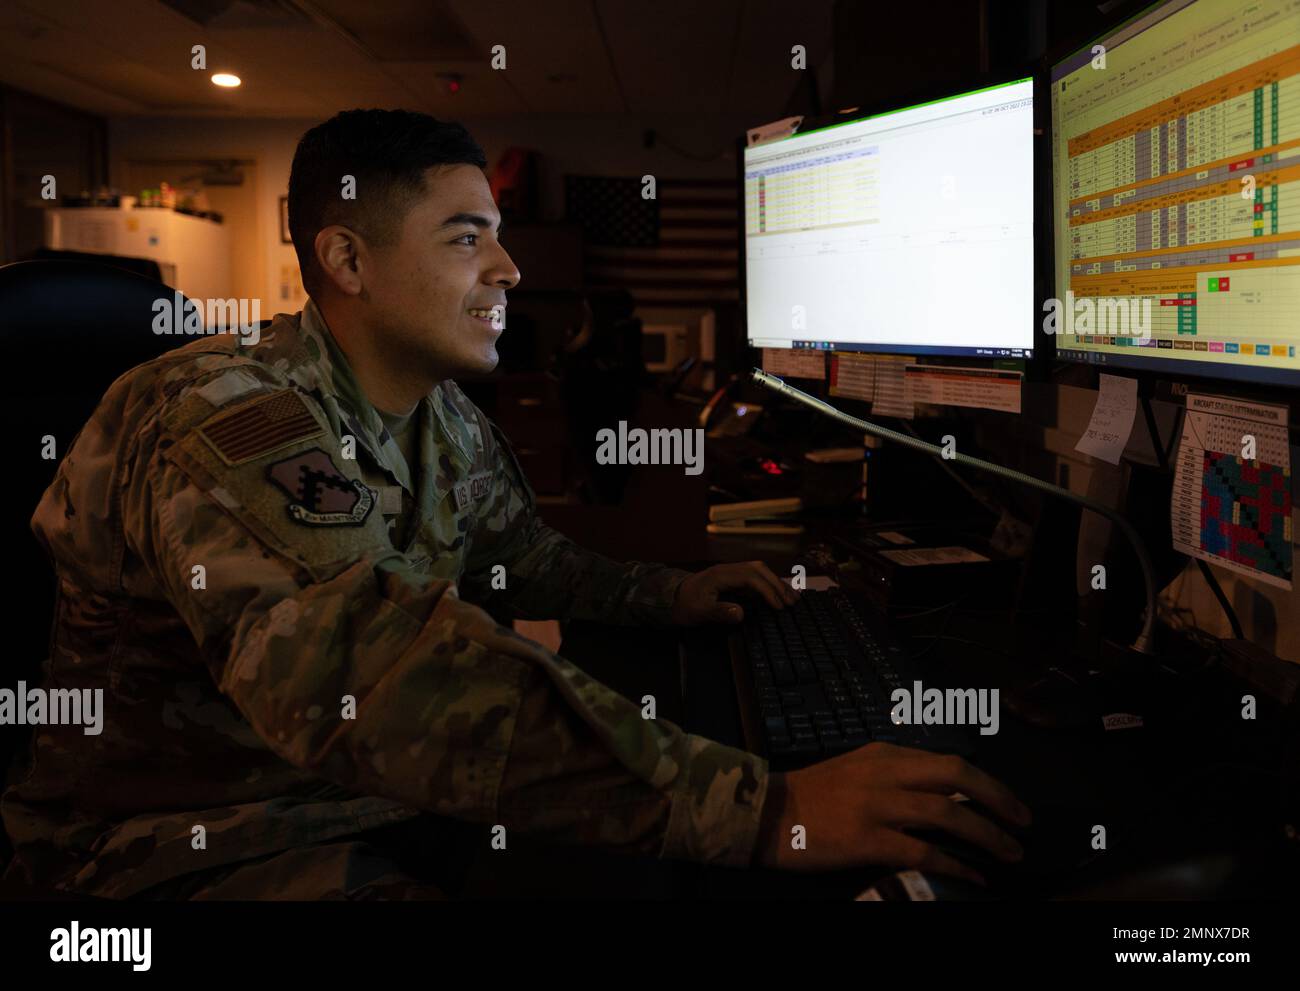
(564, 175, 739, 308)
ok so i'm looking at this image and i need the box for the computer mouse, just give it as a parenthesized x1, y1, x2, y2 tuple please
(1054, 851, 1243, 900)
(905, 797, 1035, 889)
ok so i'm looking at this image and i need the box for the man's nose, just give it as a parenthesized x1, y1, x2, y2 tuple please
(487, 243, 520, 289)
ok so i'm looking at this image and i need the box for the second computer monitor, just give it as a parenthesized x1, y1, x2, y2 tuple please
(743, 77, 1035, 359)
(1050, 0, 1300, 388)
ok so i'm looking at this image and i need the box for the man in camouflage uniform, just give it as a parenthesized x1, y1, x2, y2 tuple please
(2, 110, 1029, 899)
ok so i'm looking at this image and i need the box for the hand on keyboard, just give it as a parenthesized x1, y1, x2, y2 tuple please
(670, 560, 798, 626)
(752, 741, 1032, 883)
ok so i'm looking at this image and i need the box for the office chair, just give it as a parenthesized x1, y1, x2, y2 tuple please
(26, 248, 164, 283)
(0, 259, 194, 873)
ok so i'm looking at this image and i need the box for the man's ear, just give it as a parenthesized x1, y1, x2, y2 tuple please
(316, 225, 364, 296)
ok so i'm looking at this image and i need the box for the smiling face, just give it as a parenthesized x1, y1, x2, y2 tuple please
(357, 163, 520, 382)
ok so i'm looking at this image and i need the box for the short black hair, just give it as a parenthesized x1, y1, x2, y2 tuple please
(288, 109, 487, 296)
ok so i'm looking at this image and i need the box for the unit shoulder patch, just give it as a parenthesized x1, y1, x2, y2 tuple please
(267, 447, 375, 526)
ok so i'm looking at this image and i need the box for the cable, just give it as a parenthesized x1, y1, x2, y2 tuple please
(1162, 403, 1185, 465)
(894, 598, 966, 621)
(908, 599, 962, 661)
(1140, 395, 1245, 640)
(899, 420, 1004, 519)
(1196, 559, 1246, 640)
(751, 368, 1158, 653)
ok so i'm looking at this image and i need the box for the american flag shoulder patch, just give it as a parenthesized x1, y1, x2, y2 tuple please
(197, 388, 323, 467)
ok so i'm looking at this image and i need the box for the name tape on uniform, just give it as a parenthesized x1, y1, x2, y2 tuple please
(452, 471, 493, 511)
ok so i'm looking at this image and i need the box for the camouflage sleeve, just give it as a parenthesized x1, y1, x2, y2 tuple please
(461, 418, 693, 626)
(119, 368, 766, 866)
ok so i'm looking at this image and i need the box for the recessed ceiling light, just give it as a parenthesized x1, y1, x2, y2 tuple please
(211, 73, 241, 88)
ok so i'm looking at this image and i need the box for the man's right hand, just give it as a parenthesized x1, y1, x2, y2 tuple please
(753, 742, 1032, 885)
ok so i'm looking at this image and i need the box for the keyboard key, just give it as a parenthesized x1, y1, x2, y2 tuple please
(741, 589, 948, 761)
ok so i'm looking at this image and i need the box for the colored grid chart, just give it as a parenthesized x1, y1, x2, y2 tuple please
(1171, 393, 1293, 589)
(1200, 451, 1292, 583)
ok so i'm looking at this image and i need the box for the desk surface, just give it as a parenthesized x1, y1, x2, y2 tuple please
(554, 512, 1295, 899)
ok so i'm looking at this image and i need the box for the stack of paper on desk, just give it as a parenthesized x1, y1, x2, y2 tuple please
(707, 497, 804, 535)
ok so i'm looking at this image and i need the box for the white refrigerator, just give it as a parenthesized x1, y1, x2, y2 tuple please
(44, 207, 233, 304)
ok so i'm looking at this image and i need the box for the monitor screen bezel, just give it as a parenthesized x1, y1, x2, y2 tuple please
(741, 71, 1039, 363)
(1045, 0, 1300, 391)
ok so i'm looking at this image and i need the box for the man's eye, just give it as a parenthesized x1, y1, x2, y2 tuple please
(453, 233, 478, 246)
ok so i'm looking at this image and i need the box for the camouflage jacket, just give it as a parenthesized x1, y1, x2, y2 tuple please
(2, 299, 768, 898)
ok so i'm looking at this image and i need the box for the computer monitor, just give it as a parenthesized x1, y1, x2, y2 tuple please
(742, 77, 1035, 359)
(1050, 0, 1300, 387)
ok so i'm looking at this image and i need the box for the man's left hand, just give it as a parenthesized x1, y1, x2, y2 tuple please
(670, 560, 798, 626)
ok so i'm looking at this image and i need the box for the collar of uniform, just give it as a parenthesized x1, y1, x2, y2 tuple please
(428, 383, 475, 475)
(296, 298, 415, 493)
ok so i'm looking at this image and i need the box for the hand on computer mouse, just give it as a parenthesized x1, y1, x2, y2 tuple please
(752, 742, 1032, 884)
(670, 560, 798, 625)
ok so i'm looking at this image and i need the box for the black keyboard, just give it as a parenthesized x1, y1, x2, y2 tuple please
(730, 588, 972, 769)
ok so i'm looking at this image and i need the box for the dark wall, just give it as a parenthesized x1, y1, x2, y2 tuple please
(0, 87, 108, 264)
(833, 0, 990, 113)
(832, 0, 1159, 112)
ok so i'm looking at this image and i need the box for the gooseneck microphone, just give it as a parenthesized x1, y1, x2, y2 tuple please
(750, 368, 1157, 654)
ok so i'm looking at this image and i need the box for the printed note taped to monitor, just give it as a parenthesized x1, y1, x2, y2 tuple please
(762, 348, 825, 380)
(904, 365, 1022, 414)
